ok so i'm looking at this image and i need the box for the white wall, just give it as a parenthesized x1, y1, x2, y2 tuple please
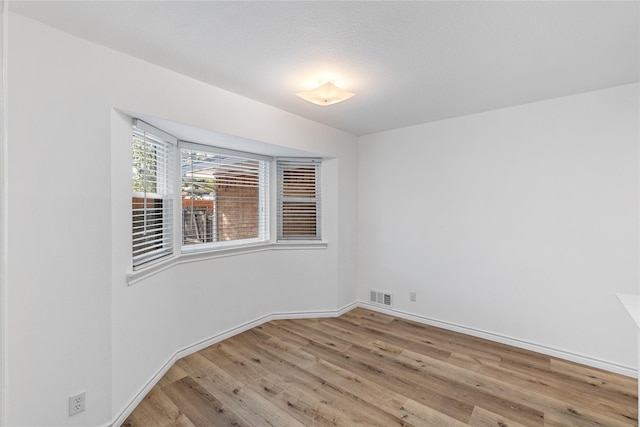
(7, 13, 114, 427)
(358, 83, 639, 372)
(6, 13, 358, 426)
(0, 4, 7, 426)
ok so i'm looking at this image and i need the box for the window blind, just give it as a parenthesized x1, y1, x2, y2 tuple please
(181, 145, 269, 249)
(132, 120, 175, 268)
(277, 160, 321, 240)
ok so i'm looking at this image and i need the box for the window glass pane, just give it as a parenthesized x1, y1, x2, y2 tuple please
(182, 148, 268, 248)
(281, 201, 318, 236)
(278, 161, 321, 240)
(132, 123, 174, 268)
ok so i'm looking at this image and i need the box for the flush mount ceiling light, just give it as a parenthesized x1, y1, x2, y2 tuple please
(296, 80, 355, 106)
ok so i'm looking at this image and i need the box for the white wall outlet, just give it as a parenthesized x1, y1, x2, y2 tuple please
(69, 392, 85, 416)
(410, 291, 417, 301)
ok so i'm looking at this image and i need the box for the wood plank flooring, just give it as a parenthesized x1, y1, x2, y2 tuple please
(122, 308, 638, 426)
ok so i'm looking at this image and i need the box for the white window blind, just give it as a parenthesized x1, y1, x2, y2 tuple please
(181, 144, 269, 249)
(132, 120, 176, 268)
(277, 160, 321, 240)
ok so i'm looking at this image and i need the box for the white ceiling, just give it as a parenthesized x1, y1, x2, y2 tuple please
(9, 1, 640, 136)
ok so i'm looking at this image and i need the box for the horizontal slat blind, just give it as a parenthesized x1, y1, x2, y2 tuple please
(132, 121, 175, 268)
(277, 160, 321, 240)
(181, 146, 269, 248)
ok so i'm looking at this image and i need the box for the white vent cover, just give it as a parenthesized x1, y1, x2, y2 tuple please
(369, 290, 393, 307)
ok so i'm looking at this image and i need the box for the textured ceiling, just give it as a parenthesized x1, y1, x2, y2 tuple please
(9, 1, 640, 136)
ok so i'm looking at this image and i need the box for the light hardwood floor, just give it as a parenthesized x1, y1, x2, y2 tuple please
(122, 308, 638, 426)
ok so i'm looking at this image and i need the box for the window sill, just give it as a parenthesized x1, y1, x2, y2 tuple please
(274, 240, 328, 250)
(126, 240, 328, 286)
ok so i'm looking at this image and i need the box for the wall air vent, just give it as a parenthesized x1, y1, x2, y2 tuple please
(369, 290, 393, 307)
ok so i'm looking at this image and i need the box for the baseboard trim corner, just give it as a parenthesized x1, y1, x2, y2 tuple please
(109, 303, 359, 426)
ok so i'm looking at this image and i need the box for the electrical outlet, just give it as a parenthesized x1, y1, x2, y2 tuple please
(410, 291, 417, 302)
(69, 392, 85, 416)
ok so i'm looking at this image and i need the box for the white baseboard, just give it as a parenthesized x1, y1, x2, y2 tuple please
(108, 303, 358, 427)
(107, 299, 636, 426)
(358, 302, 638, 379)
(271, 302, 359, 321)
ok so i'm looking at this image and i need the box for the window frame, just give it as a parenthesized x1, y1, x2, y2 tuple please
(131, 119, 177, 269)
(179, 141, 271, 253)
(276, 159, 322, 241)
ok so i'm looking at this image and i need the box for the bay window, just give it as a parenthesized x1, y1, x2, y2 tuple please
(131, 118, 321, 271)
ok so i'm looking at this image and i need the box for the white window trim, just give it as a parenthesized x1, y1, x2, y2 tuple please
(179, 141, 271, 251)
(276, 158, 322, 241)
(131, 120, 177, 269)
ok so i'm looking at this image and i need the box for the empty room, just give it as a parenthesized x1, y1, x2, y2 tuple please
(1, 1, 639, 426)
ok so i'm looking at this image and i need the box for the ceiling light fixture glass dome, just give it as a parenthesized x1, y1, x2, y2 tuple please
(296, 80, 355, 106)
